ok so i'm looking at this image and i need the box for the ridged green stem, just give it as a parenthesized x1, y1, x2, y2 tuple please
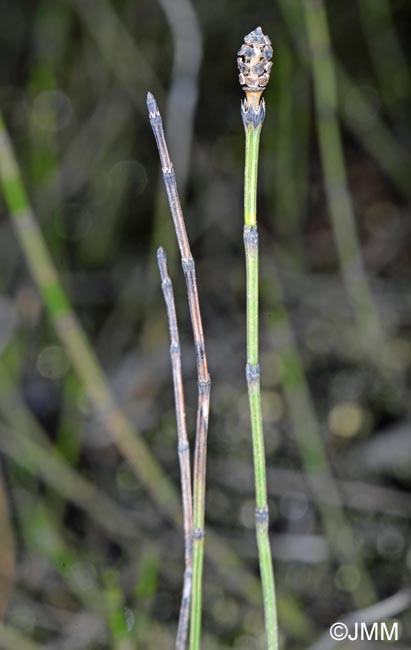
(244, 122, 262, 228)
(243, 104, 278, 650)
(189, 531, 204, 648)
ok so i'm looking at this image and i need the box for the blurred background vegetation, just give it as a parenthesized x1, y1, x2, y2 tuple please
(0, 0, 411, 648)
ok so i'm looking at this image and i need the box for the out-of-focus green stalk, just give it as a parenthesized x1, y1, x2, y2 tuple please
(336, 65, 411, 199)
(271, 34, 308, 270)
(0, 624, 41, 650)
(12, 358, 303, 646)
(0, 465, 14, 619)
(358, 0, 411, 118)
(24, 503, 105, 613)
(263, 266, 376, 608)
(302, 0, 385, 361)
(29, 0, 71, 199)
(0, 357, 139, 542)
(277, 0, 411, 201)
(0, 111, 182, 523)
(134, 549, 160, 643)
(104, 570, 136, 649)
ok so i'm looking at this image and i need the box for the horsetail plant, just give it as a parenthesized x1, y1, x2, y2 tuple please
(238, 27, 279, 650)
(157, 247, 193, 650)
(147, 93, 210, 650)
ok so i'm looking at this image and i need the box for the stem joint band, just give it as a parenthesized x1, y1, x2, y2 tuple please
(163, 166, 174, 178)
(182, 257, 195, 274)
(243, 224, 258, 248)
(193, 527, 205, 541)
(246, 363, 260, 385)
(198, 377, 211, 394)
(241, 98, 266, 128)
(255, 506, 269, 526)
(170, 342, 180, 356)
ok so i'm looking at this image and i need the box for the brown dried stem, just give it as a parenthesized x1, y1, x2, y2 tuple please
(148, 92, 210, 650)
(157, 246, 193, 650)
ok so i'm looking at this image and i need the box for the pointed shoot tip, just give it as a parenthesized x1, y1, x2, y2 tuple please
(146, 92, 159, 118)
(156, 247, 168, 279)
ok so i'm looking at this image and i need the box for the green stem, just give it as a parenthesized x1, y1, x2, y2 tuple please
(242, 100, 278, 650)
(244, 121, 262, 228)
(189, 532, 204, 648)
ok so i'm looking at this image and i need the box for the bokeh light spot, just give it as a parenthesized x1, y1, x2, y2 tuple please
(334, 564, 361, 592)
(32, 90, 72, 131)
(280, 491, 309, 522)
(108, 160, 147, 197)
(37, 345, 69, 380)
(376, 527, 404, 559)
(328, 402, 364, 438)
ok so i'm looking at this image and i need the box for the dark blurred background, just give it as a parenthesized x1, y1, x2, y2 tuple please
(0, 0, 411, 648)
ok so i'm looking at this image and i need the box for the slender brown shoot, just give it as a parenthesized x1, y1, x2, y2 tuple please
(157, 246, 193, 650)
(148, 92, 210, 650)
